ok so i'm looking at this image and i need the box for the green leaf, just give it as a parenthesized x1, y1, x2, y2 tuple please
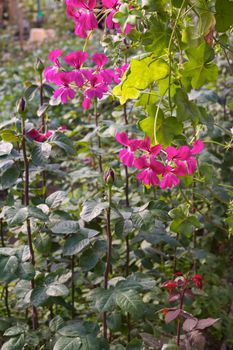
(142, 17, 171, 54)
(46, 283, 69, 297)
(183, 43, 218, 89)
(91, 288, 116, 312)
(80, 201, 108, 222)
(31, 287, 49, 307)
(31, 142, 51, 165)
(79, 249, 99, 271)
(37, 103, 49, 117)
(0, 162, 19, 190)
(51, 221, 80, 234)
(4, 325, 27, 337)
(0, 130, 19, 142)
(50, 132, 76, 155)
(174, 88, 201, 122)
(63, 235, 90, 256)
(24, 84, 38, 100)
(215, 0, 233, 32)
(54, 337, 82, 350)
(113, 55, 168, 104)
(18, 262, 35, 280)
(139, 110, 182, 147)
(0, 141, 13, 156)
(1, 335, 25, 350)
(0, 255, 18, 282)
(115, 289, 144, 318)
(46, 191, 67, 209)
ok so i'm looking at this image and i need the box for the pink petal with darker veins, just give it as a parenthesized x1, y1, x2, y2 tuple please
(186, 157, 197, 175)
(160, 173, 180, 189)
(92, 53, 108, 68)
(116, 132, 129, 147)
(191, 140, 204, 155)
(119, 148, 135, 167)
(137, 169, 160, 186)
(82, 97, 91, 109)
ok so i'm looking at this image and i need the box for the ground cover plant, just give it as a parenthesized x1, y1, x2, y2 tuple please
(0, 0, 233, 349)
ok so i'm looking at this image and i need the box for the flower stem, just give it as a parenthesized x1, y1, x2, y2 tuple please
(103, 186, 112, 339)
(94, 100, 103, 173)
(39, 72, 47, 201)
(71, 255, 75, 319)
(21, 116, 38, 330)
(0, 219, 11, 317)
(176, 289, 185, 346)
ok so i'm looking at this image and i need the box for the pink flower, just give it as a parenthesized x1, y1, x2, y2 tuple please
(92, 53, 108, 69)
(27, 129, 53, 142)
(160, 166, 180, 189)
(100, 69, 115, 84)
(66, 0, 96, 10)
(134, 156, 164, 186)
(82, 97, 91, 110)
(63, 51, 88, 87)
(102, 0, 118, 7)
(166, 145, 191, 161)
(139, 136, 162, 156)
(114, 63, 129, 84)
(64, 51, 88, 69)
(53, 72, 76, 104)
(116, 132, 141, 167)
(44, 49, 63, 82)
(84, 71, 108, 99)
(74, 11, 98, 38)
(191, 140, 204, 155)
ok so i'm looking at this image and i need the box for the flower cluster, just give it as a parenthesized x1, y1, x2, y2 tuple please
(162, 273, 203, 295)
(65, 0, 132, 38)
(116, 132, 204, 189)
(44, 50, 128, 109)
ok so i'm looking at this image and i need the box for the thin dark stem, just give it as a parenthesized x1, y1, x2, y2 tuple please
(94, 102, 103, 173)
(71, 255, 75, 319)
(103, 186, 112, 339)
(1, 219, 11, 317)
(39, 73, 47, 201)
(176, 288, 185, 346)
(22, 118, 38, 330)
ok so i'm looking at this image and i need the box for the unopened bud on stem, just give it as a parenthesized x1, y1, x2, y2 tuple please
(35, 58, 44, 74)
(104, 168, 115, 186)
(16, 97, 26, 114)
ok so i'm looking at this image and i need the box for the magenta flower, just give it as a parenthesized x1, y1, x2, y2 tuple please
(84, 71, 108, 99)
(64, 51, 88, 69)
(64, 51, 88, 87)
(166, 145, 191, 161)
(160, 166, 180, 189)
(82, 97, 91, 110)
(191, 140, 204, 155)
(44, 49, 62, 82)
(92, 53, 108, 69)
(74, 10, 98, 38)
(134, 156, 164, 186)
(139, 136, 162, 156)
(27, 129, 53, 142)
(116, 132, 141, 167)
(114, 63, 129, 84)
(66, 0, 96, 10)
(53, 72, 76, 104)
(102, 0, 118, 7)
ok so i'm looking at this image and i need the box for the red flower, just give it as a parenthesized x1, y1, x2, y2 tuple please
(162, 280, 178, 293)
(192, 274, 203, 289)
(174, 272, 183, 277)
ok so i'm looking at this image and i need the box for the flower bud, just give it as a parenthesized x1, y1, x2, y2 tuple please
(104, 168, 115, 186)
(16, 98, 26, 114)
(35, 58, 44, 74)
